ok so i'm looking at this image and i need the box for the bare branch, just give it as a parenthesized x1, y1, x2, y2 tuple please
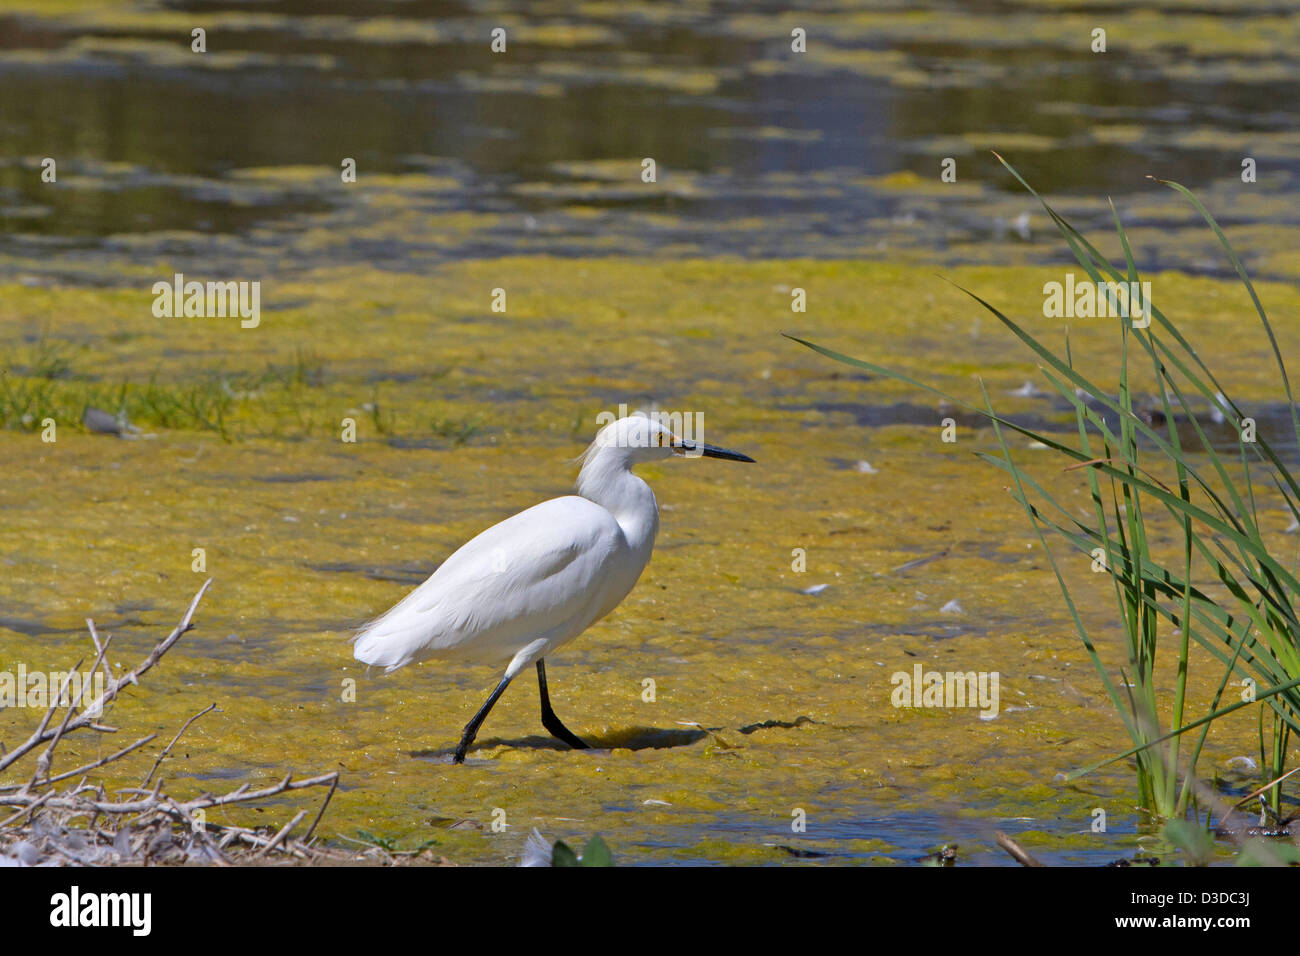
(995, 830, 1045, 867)
(142, 703, 216, 787)
(0, 580, 354, 866)
(0, 579, 211, 774)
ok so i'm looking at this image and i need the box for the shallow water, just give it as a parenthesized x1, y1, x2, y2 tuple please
(1, 1, 1298, 865)
(3, 259, 1298, 864)
(0, 0, 1298, 283)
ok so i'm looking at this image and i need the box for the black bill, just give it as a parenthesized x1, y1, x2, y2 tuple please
(674, 439, 756, 462)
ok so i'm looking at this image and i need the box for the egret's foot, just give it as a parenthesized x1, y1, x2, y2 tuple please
(453, 725, 476, 763)
(536, 659, 589, 751)
(453, 673, 514, 765)
(542, 714, 590, 751)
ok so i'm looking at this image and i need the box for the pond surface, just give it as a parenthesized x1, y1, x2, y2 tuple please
(0, 0, 1297, 281)
(0, 0, 1297, 865)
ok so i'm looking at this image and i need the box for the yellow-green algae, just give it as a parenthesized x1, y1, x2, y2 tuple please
(0, 0, 1294, 865)
(2, 258, 1298, 864)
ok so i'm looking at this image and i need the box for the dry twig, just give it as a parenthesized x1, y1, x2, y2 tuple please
(0, 581, 353, 865)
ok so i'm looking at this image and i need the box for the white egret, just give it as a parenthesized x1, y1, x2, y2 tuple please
(353, 414, 755, 762)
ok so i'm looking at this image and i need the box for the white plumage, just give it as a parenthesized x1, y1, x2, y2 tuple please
(353, 495, 636, 675)
(353, 413, 754, 762)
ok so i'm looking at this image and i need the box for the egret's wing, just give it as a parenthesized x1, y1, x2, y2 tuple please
(353, 496, 626, 671)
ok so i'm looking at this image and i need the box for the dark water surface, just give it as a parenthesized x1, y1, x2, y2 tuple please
(0, 0, 1296, 280)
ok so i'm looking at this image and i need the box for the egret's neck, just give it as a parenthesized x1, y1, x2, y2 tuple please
(577, 451, 659, 555)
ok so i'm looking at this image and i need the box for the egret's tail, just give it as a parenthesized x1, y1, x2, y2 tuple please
(352, 616, 428, 673)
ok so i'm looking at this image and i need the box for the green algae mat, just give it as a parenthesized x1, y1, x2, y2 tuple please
(5, 258, 1298, 864)
(1, 0, 1298, 865)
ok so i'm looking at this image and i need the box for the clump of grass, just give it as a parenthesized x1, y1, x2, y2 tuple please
(431, 413, 482, 446)
(0, 336, 243, 438)
(0, 370, 59, 429)
(135, 374, 235, 439)
(350, 831, 441, 855)
(789, 155, 1300, 826)
(25, 338, 74, 380)
(364, 386, 393, 435)
(265, 346, 327, 388)
(0, 343, 488, 448)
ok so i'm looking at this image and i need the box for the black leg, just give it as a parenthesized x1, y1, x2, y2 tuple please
(453, 673, 513, 763)
(537, 659, 589, 751)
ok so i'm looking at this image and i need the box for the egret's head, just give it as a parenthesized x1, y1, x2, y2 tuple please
(584, 414, 755, 469)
